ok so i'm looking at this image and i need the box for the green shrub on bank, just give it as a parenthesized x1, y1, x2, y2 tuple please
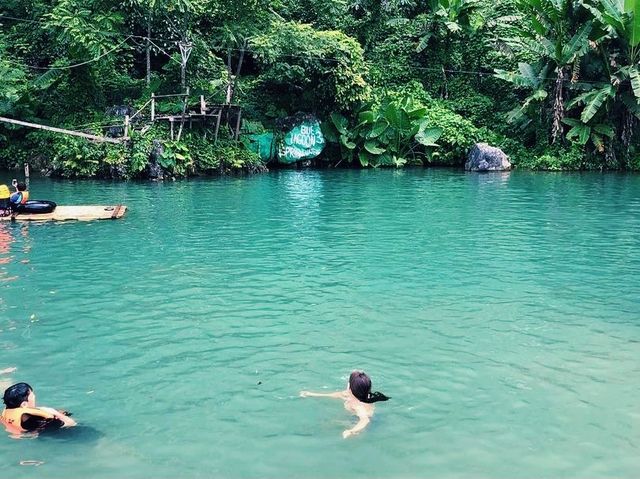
(629, 155, 640, 171)
(370, 82, 483, 166)
(0, 143, 30, 170)
(50, 135, 110, 177)
(517, 145, 586, 171)
(188, 136, 265, 174)
(323, 97, 443, 168)
(5, 128, 265, 179)
(421, 100, 480, 165)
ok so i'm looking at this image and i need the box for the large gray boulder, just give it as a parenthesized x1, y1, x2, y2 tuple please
(465, 143, 511, 171)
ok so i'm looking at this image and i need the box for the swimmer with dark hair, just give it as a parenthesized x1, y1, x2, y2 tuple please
(1, 382, 76, 435)
(300, 370, 390, 438)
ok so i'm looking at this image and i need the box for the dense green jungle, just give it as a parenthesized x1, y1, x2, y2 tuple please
(1, 0, 640, 178)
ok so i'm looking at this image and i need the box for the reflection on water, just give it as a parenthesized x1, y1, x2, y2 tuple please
(0, 223, 32, 282)
(37, 425, 104, 443)
(0, 223, 15, 265)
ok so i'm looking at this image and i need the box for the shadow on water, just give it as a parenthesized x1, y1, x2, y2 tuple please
(37, 425, 104, 444)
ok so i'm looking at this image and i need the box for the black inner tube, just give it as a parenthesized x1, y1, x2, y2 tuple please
(17, 200, 57, 214)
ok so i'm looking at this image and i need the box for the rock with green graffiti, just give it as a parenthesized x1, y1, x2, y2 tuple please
(277, 119, 326, 164)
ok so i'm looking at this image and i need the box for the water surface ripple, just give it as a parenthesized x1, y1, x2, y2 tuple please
(0, 170, 638, 478)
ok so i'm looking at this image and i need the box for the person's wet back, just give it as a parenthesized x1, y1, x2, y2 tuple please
(1, 382, 76, 435)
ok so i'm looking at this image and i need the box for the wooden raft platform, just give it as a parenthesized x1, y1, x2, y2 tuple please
(1, 205, 127, 222)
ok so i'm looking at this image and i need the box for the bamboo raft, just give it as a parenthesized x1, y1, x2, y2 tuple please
(1, 205, 127, 222)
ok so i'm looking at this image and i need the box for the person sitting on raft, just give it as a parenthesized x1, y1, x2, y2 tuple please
(9, 180, 29, 212)
(300, 370, 390, 439)
(1, 382, 76, 434)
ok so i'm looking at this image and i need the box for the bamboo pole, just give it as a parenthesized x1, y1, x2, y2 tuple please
(129, 98, 153, 121)
(213, 108, 222, 143)
(0, 116, 122, 144)
(151, 93, 189, 99)
(124, 115, 130, 139)
(146, 17, 151, 86)
(177, 87, 189, 142)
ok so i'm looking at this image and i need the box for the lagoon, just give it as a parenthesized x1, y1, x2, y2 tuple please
(0, 169, 639, 478)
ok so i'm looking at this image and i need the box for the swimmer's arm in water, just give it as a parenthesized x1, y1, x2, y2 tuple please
(299, 390, 346, 399)
(21, 414, 65, 432)
(342, 409, 370, 439)
(38, 407, 77, 427)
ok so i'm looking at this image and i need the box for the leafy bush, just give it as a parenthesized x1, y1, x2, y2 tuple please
(158, 141, 194, 176)
(517, 145, 586, 171)
(446, 78, 504, 130)
(49, 135, 109, 177)
(366, 23, 424, 89)
(0, 56, 27, 116)
(483, 134, 537, 167)
(629, 155, 640, 171)
(129, 133, 266, 175)
(251, 22, 370, 113)
(0, 143, 30, 170)
(192, 139, 265, 174)
(322, 95, 443, 167)
(421, 100, 480, 165)
(369, 81, 483, 165)
(11, 126, 264, 179)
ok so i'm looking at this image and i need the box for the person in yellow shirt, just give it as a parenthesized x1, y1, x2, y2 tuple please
(0, 184, 11, 217)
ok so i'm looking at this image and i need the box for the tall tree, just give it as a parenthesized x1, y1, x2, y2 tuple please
(496, 0, 592, 143)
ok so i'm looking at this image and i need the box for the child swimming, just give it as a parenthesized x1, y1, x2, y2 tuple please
(1, 382, 76, 435)
(300, 370, 390, 438)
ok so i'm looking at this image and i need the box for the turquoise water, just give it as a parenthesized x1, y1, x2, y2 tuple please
(0, 170, 638, 478)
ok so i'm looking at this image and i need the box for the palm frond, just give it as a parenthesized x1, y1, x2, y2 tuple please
(561, 21, 592, 63)
(629, 66, 640, 99)
(580, 85, 615, 123)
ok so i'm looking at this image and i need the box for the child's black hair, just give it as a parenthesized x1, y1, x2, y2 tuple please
(3, 382, 32, 409)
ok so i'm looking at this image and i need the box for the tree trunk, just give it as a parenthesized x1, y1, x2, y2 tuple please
(228, 39, 247, 105)
(621, 110, 634, 167)
(146, 16, 152, 86)
(441, 66, 448, 99)
(605, 141, 617, 169)
(226, 49, 234, 104)
(181, 61, 186, 92)
(551, 67, 566, 144)
(177, 87, 189, 142)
